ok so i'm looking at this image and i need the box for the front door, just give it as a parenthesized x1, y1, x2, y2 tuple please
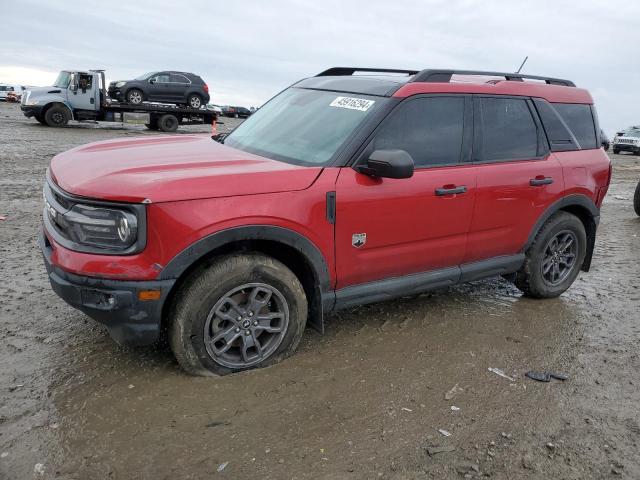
(335, 95, 476, 289)
(69, 72, 97, 111)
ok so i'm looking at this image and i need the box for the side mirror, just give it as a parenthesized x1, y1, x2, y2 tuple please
(356, 149, 414, 179)
(149, 78, 156, 84)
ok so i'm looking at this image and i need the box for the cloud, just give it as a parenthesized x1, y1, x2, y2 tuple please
(1, 0, 638, 132)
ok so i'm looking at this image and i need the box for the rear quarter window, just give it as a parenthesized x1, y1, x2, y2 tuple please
(552, 103, 597, 149)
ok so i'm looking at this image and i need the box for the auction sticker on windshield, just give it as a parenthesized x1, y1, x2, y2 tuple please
(330, 96, 375, 112)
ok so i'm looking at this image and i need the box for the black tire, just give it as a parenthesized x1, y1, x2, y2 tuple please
(613, 148, 620, 155)
(234, 112, 239, 118)
(157, 114, 178, 132)
(187, 94, 203, 109)
(34, 114, 47, 125)
(169, 253, 308, 376)
(634, 181, 640, 217)
(44, 105, 70, 127)
(515, 211, 586, 298)
(126, 88, 143, 105)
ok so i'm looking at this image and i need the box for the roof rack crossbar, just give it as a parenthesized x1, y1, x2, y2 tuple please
(316, 67, 420, 77)
(412, 69, 575, 87)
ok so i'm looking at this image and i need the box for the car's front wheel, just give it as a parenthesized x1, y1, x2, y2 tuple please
(169, 253, 308, 376)
(44, 105, 70, 127)
(187, 94, 203, 109)
(634, 180, 640, 216)
(515, 211, 586, 298)
(126, 89, 143, 105)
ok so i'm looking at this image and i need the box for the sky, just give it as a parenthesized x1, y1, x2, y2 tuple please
(1, 0, 638, 135)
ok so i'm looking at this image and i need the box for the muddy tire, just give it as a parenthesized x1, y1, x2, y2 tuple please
(613, 147, 620, 155)
(34, 114, 47, 125)
(169, 253, 308, 376)
(44, 105, 70, 127)
(634, 181, 640, 216)
(515, 211, 586, 298)
(126, 88, 143, 105)
(157, 114, 178, 132)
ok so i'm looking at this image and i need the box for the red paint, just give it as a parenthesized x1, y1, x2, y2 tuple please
(45, 80, 611, 289)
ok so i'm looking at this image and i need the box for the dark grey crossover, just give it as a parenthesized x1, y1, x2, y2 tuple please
(108, 71, 210, 108)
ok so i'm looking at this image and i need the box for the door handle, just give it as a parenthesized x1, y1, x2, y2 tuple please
(529, 176, 553, 186)
(435, 185, 467, 196)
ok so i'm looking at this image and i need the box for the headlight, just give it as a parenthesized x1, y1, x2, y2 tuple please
(26, 98, 40, 106)
(51, 203, 138, 250)
(115, 81, 126, 88)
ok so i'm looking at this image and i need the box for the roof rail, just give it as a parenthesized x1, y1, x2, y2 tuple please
(316, 67, 420, 77)
(411, 69, 575, 87)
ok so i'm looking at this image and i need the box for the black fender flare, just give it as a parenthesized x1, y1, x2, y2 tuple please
(522, 194, 600, 271)
(159, 225, 333, 331)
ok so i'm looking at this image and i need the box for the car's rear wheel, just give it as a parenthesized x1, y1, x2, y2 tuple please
(187, 94, 203, 109)
(515, 211, 586, 298)
(634, 181, 640, 216)
(157, 114, 178, 132)
(126, 89, 143, 105)
(169, 253, 308, 376)
(44, 105, 70, 127)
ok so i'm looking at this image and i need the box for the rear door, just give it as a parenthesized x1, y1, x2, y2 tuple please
(169, 73, 191, 102)
(464, 95, 564, 263)
(335, 95, 476, 289)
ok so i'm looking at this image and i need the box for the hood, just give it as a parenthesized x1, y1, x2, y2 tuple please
(49, 134, 322, 203)
(27, 85, 65, 96)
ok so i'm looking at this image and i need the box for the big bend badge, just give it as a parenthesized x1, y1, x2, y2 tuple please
(352, 233, 367, 248)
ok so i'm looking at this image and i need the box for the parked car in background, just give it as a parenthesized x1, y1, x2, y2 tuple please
(224, 106, 252, 118)
(612, 126, 640, 155)
(0, 84, 25, 101)
(108, 71, 210, 108)
(601, 130, 610, 151)
(206, 104, 223, 116)
(40, 67, 610, 376)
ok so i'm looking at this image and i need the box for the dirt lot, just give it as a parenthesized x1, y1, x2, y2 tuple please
(1, 101, 639, 480)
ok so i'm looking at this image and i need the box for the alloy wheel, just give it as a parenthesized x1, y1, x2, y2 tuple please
(203, 283, 289, 368)
(128, 90, 142, 104)
(541, 230, 578, 285)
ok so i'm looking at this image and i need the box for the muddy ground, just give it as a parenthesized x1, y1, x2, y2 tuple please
(0, 101, 639, 480)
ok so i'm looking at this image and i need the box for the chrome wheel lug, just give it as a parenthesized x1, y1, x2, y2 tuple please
(245, 330, 251, 336)
(237, 316, 242, 321)
(235, 327, 240, 333)
(248, 311, 254, 317)
(253, 320, 258, 326)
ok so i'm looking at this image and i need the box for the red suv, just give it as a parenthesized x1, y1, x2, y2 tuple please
(41, 67, 611, 375)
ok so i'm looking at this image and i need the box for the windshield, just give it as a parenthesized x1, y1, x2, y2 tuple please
(53, 71, 71, 88)
(135, 72, 157, 81)
(621, 127, 640, 138)
(224, 88, 382, 166)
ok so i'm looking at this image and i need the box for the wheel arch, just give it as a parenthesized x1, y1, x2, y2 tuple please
(523, 194, 600, 272)
(159, 225, 333, 335)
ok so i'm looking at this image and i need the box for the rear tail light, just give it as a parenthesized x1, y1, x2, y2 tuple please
(203, 83, 209, 93)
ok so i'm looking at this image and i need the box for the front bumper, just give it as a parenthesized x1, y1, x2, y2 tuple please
(21, 105, 43, 118)
(107, 87, 124, 102)
(613, 143, 640, 153)
(39, 230, 175, 346)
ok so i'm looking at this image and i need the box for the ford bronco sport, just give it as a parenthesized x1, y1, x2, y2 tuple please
(41, 67, 611, 375)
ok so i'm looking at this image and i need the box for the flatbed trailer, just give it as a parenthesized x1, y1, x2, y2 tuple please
(21, 69, 216, 132)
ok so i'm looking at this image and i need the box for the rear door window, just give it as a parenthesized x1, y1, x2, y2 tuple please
(170, 74, 190, 84)
(478, 97, 539, 161)
(552, 103, 597, 149)
(372, 96, 465, 168)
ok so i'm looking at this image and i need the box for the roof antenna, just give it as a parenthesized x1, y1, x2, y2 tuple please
(515, 56, 529, 74)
